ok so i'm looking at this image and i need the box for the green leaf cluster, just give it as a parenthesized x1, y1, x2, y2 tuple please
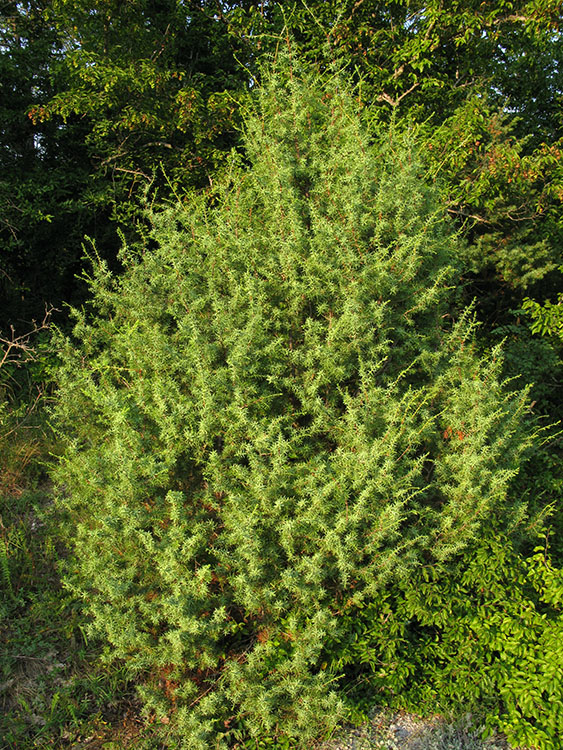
(324, 524, 563, 750)
(524, 272, 563, 339)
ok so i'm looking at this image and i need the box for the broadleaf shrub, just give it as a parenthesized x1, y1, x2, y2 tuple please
(323, 524, 563, 750)
(54, 59, 536, 748)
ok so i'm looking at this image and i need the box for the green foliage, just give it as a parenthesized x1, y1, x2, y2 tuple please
(0, 325, 160, 748)
(3, 5, 562, 747)
(524, 294, 563, 338)
(263, 1, 562, 135)
(259, 2, 563, 405)
(53, 61, 536, 748)
(1, 1, 251, 325)
(0, 312, 56, 498)
(5, 0, 563, 354)
(323, 524, 563, 750)
(413, 98, 563, 293)
(523, 268, 563, 340)
(0, 1, 105, 322)
(34, 0, 249, 195)
(0, 484, 160, 750)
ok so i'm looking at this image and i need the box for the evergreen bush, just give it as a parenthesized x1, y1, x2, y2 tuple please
(54, 59, 535, 748)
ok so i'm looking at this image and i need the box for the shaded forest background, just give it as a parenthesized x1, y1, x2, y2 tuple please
(2, 2, 563, 749)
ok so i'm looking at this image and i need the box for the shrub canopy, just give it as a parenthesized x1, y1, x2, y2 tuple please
(54, 60, 532, 748)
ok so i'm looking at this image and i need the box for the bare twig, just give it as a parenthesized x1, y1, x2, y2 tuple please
(143, 141, 182, 151)
(112, 166, 152, 182)
(446, 207, 494, 225)
(151, 22, 170, 62)
(0, 306, 54, 372)
(377, 81, 420, 107)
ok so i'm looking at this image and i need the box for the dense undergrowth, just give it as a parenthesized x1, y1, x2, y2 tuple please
(0, 325, 158, 748)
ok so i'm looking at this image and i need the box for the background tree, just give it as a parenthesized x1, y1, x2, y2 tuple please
(1, 0, 255, 325)
(0, 1, 95, 321)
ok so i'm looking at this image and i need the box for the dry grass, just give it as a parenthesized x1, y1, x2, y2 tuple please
(0, 434, 43, 497)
